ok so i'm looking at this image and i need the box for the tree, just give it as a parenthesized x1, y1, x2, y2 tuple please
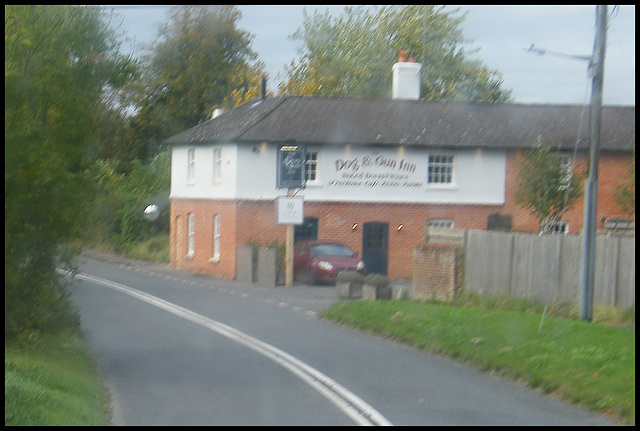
(130, 5, 265, 161)
(614, 149, 635, 217)
(513, 140, 584, 232)
(5, 5, 135, 335)
(280, 5, 511, 102)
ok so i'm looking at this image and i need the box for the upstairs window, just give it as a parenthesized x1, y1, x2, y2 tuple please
(305, 151, 319, 183)
(187, 148, 196, 184)
(557, 153, 573, 190)
(213, 147, 222, 183)
(428, 154, 454, 185)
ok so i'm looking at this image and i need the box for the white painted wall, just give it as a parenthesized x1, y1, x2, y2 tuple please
(170, 144, 237, 199)
(171, 143, 506, 204)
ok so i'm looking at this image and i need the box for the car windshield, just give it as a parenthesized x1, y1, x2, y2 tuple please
(312, 244, 354, 257)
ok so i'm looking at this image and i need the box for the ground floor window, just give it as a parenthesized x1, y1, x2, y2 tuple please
(427, 219, 454, 229)
(212, 214, 221, 261)
(542, 220, 569, 235)
(187, 213, 195, 257)
(541, 220, 568, 234)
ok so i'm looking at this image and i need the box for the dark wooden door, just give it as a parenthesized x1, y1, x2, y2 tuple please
(362, 222, 388, 275)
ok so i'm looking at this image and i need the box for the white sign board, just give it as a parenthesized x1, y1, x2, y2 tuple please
(276, 196, 304, 225)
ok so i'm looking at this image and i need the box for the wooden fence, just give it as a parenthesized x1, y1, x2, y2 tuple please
(461, 230, 635, 308)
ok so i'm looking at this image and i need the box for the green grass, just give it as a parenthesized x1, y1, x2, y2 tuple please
(321, 299, 635, 425)
(81, 233, 170, 264)
(5, 331, 111, 426)
(122, 234, 170, 263)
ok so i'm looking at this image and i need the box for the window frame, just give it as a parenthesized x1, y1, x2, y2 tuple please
(211, 214, 221, 262)
(213, 147, 222, 184)
(427, 153, 455, 187)
(541, 220, 569, 235)
(426, 219, 455, 230)
(187, 212, 195, 257)
(305, 150, 320, 186)
(556, 153, 573, 190)
(187, 147, 196, 184)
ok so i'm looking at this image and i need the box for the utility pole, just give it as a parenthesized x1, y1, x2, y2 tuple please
(580, 5, 607, 321)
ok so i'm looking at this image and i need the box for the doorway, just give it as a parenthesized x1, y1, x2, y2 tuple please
(362, 222, 388, 275)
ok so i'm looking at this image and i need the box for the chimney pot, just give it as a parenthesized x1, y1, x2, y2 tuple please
(398, 50, 408, 63)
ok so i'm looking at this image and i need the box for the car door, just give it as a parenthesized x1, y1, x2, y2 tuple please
(293, 242, 309, 276)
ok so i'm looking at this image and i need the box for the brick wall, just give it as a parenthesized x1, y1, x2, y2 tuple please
(170, 198, 238, 279)
(412, 243, 462, 301)
(503, 150, 632, 233)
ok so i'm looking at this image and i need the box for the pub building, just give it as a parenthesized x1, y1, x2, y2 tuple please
(165, 53, 635, 280)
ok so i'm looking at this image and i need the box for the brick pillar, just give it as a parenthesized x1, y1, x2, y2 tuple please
(412, 243, 462, 301)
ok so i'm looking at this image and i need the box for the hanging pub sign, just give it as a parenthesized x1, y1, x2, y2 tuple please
(277, 144, 306, 189)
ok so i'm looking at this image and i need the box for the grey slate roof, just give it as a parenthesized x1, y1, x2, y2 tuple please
(164, 96, 635, 152)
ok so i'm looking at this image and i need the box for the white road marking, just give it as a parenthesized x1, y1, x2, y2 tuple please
(73, 271, 392, 426)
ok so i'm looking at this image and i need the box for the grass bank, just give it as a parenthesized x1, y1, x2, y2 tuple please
(321, 299, 635, 425)
(81, 233, 170, 264)
(5, 331, 111, 426)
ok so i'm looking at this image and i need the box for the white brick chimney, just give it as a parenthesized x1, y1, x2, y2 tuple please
(392, 50, 421, 100)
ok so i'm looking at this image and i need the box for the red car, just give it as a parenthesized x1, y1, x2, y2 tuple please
(293, 240, 365, 284)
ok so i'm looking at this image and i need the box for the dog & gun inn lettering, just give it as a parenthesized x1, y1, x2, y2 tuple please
(328, 151, 423, 189)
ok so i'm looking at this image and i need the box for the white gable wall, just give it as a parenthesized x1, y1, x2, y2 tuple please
(170, 144, 237, 199)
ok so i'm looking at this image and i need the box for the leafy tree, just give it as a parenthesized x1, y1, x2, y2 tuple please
(116, 150, 171, 249)
(280, 5, 511, 102)
(5, 5, 135, 336)
(614, 149, 635, 217)
(513, 139, 584, 232)
(130, 5, 265, 161)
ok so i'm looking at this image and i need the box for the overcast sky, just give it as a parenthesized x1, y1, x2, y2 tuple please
(106, 5, 635, 106)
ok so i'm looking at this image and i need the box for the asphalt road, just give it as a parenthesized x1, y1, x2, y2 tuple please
(68, 250, 616, 426)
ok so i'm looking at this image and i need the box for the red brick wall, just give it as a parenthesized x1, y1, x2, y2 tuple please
(170, 199, 238, 279)
(300, 201, 502, 278)
(503, 150, 632, 233)
(172, 198, 504, 279)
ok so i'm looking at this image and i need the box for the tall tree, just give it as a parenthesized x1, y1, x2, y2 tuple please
(513, 140, 584, 232)
(614, 150, 635, 217)
(131, 5, 264, 160)
(5, 5, 135, 335)
(280, 5, 511, 102)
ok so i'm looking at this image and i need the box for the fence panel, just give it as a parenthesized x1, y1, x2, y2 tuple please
(461, 229, 634, 308)
(616, 237, 636, 308)
(559, 236, 581, 303)
(464, 230, 513, 297)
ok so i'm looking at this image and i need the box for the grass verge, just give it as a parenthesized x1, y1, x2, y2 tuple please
(5, 331, 111, 426)
(321, 300, 635, 425)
